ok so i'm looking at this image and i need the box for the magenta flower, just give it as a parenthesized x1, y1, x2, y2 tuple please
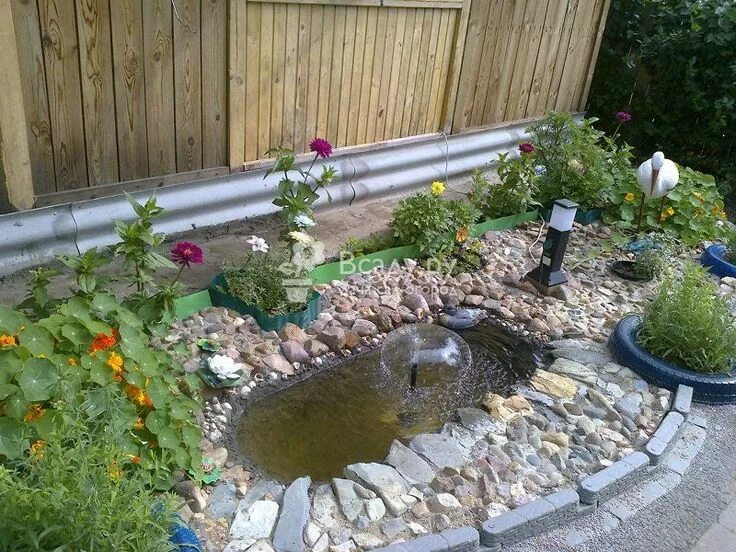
(170, 241, 204, 267)
(519, 143, 535, 154)
(615, 111, 632, 123)
(309, 137, 333, 159)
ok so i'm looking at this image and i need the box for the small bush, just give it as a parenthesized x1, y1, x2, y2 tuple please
(0, 423, 177, 552)
(725, 225, 736, 264)
(604, 165, 728, 245)
(640, 262, 736, 373)
(469, 162, 537, 220)
(341, 233, 398, 258)
(391, 183, 478, 255)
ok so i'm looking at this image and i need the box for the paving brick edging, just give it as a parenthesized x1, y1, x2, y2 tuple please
(373, 384, 696, 552)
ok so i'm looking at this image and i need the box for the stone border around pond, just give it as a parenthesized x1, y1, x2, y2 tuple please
(371, 384, 696, 552)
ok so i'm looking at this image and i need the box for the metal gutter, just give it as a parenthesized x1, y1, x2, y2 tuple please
(0, 119, 530, 277)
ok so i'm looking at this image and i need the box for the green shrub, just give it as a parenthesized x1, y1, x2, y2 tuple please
(528, 112, 618, 210)
(391, 183, 478, 255)
(725, 224, 736, 264)
(640, 262, 736, 373)
(0, 294, 202, 489)
(604, 165, 728, 245)
(589, 0, 736, 196)
(0, 423, 178, 552)
(469, 161, 537, 220)
(341, 233, 398, 258)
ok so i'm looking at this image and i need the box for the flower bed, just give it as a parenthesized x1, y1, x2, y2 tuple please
(609, 315, 736, 404)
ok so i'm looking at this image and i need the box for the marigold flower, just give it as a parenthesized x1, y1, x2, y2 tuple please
(29, 440, 44, 460)
(124, 384, 152, 407)
(107, 351, 124, 373)
(666, 206, 675, 217)
(624, 192, 635, 202)
(456, 226, 469, 243)
(108, 461, 123, 481)
(89, 330, 118, 354)
(309, 137, 333, 159)
(128, 454, 141, 464)
(23, 404, 45, 423)
(430, 181, 446, 196)
(519, 143, 535, 154)
(0, 334, 17, 347)
(170, 241, 204, 268)
(615, 111, 632, 123)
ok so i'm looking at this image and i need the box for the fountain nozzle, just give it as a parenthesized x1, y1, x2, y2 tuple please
(409, 361, 418, 390)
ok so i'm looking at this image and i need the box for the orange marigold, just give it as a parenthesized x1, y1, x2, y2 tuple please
(124, 384, 152, 407)
(0, 334, 17, 347)
(23, 404, 45, 422)
(68, 357, 78, 366)
(89, 330, 118, 354)
(107, 351, 124, 373)
(455, 226, 469, 243)
(129, 455, 141, 464)
(30, 439, 44, 458)
(108, 461, 123, 481)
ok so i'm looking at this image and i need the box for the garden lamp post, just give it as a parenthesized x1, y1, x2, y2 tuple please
(526, 199, 579, 294)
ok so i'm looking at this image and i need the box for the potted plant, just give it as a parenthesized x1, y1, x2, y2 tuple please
(701, 223, 736, 279)
(609, 262, 736, 404)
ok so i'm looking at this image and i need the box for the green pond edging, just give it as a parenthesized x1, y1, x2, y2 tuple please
(173, 211, 541, 318)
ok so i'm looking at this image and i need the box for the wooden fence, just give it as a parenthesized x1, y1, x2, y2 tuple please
(0, 0, 610, 211)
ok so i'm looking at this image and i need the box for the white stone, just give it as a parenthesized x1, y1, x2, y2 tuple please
(304, 522, 323, 547)
(426, 493, 461, 513)
(313, 533, 330, 552)
(229, 500, 279, 545)
(352, 533, 384, 550)
(365, 498, 386, 522)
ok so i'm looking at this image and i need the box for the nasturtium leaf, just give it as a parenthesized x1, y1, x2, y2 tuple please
(174, 447, 191, 469)
(18, 325, 55, 357)
(0, 306, 29, 335)
(81, 388, 109, 419)
(145, 410, 170, 435)
(37, 314, 66, 338)
(59, 297, 92, 321)
(119, 324, 146, 359)
(0, 350, 23, 384)
(139, 351, 163, 377)
(31, 409, 62, 439)
(124, 370, 145, 388)
(156, 428, 180, 449)
(84, 319, 112, 336)
(169, 401, 192, 421)
(116, 308, 144, 329)
(181, 425, 202, 449)
(0, 383, 19, 400)
(91, 293, 119, 315)
(5, 395, 28, 419)
(147, 380, 171, 408)
(89, 358, 112, 386)
(18, 358, 59, 401)
(0, 418, 29, 459)
(61, 323, 90, 347)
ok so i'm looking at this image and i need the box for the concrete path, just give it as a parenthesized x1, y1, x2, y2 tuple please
(693, 496, 736, 551)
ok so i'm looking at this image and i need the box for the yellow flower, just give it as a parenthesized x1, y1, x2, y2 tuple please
(624, 192, 635, 202)
(30, 440, 44, 459)
(430, 181, 446, 196)
(693, 192, 705, 204)
(68, 357, 78, 366)
(456, 226, 469, 243)
(0, 334, 17, 347)
(666, 206, 675, 217)
(107, 352, 124, 374)
(108, 461, 123, 481)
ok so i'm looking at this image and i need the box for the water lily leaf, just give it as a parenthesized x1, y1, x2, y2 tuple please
(19, 325, 55, 357)
(0, 418, 29, 459)
(18, 358, 59, 401)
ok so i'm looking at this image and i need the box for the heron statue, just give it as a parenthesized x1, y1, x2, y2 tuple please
(635, 151, 679, 232)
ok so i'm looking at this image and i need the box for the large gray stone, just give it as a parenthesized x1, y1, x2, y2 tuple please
(552, 347, 612, 368)
(311, 483, 341, 529)
(239, 480, 285, 513)
(409, 433, 470, 470)
(272, 476, 311, 552)
(332, 478, 365, 522)
(345, 463, 411, 516)
(548, 358, 598, 385)
(230, 500, 280, 545)
(209, 481, 239, 520)
(456, 407, 505, 438)
(385, 440, 436, 484)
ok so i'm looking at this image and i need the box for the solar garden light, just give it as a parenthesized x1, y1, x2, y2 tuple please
(525, 199, 579, 295)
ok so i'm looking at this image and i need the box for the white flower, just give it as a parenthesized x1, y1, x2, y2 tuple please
(288, 231, 314, 244)
(717, 220, 725, 228)
(294, 214, 315, 228)
(247, 235, 269, 253)
(207, 355, 243, 380)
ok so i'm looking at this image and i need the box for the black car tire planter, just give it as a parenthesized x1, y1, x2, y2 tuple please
(610, 260, 652, 282)
(608, 315, 736, 404)
(701, 244, 736, 279)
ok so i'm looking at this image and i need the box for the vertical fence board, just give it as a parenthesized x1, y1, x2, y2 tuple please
(271, 3, 286, 150)
(257, 3, 273, 155)
(347, 7, 367, 146)
(526, 0, 567, 117)
(283, 4, 299, 147)
(110, 0, 149, 180)
(326, 6, 345, 143)
(76, 0, 119, 186)
(39, 0, 88, 190)
(244, 1, 261, 161)
(203, 0, 228, 167)
(294, 5, 310, 150)
(173, 0, 202, 172)
(337, 7, 356, 146)
(142, 0, 176, 176)
(11, 0, 56, 194)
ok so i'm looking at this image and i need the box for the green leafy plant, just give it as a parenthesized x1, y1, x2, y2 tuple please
(469, 160, 538, 220)
(589, 0, 736, 196)
(341, 233, 398, 258)
(726, 225, 736, 264)
(0, 422, 178, 551)
(269, 139, 338, 234)
(0, 293, 203, 490)
(391, 183, 479, 256)
(527, 112, 617, 210)
(604, 165, 728, 245)
(640, 262, 736, 373)
(630, 246, 668, 280)
(424, 237, 485, 276)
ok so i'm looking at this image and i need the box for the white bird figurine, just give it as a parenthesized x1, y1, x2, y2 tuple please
(635, 151, 679, 231)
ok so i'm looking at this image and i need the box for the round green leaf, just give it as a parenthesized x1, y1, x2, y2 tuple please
(91, 293, 119, 315)
(0, 383, 18, 400)
(18, 325, 55, 357)
(18, 358, 59, 401)
(61, 323, 90, 347)
(0, 418, 29, 459)
(156, 427, 181, 449)
(0, 350, 23, 384)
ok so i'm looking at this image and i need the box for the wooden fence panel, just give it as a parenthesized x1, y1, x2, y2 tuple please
(12, 0, 228, 200)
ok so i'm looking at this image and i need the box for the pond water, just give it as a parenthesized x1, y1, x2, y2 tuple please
(238, 321, 543, 482)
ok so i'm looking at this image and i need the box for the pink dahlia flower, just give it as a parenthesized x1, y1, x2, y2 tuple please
(519, 143, 535, 154)
(309, 137, 333, 159)
(615, 111, 632, 123)
(170, 241, 204, 267)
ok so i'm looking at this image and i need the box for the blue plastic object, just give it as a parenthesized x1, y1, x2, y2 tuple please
(701, 244, 736, 279)
(169, 514, 203, 551)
